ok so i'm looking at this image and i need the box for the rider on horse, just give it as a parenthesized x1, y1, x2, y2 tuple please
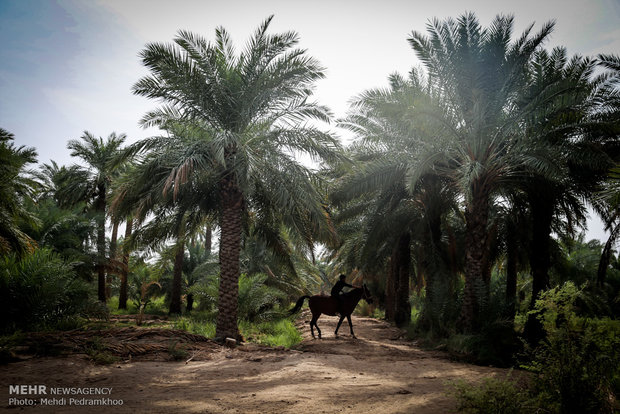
(331, 274, 356, 313)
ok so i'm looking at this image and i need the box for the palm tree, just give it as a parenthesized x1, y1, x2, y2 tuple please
(403, 14, 574, 332)
(0, 128, 38, 257)
(515, 48, 617, 343)
(131, 16, 341, 339)
(332, 71, 461, 329)
(60, 131, 130, 302)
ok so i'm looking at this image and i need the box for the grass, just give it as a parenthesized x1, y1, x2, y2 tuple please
(450, 373, 533, 414)
(239, 318, 302, 348)
(172, 314, 216, 338)
(107, 295, 168, 316)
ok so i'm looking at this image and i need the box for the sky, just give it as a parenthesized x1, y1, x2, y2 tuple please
(1, 0, 619, 240)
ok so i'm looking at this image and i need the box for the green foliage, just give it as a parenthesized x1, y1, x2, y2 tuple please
(0, 128, 38, 257)
(171, 314, 216, 338)
(451, 375, 533, 414)
(84, 337, 118, 365)
(410, 270, 521, 367)
(167, 340, 189, 361)
(238, 273, 286, 322)
(524, 282, 620, 413)
(190, 273, 287, 322)
(128, 260, 163, 315)
(239, 319, 302, 348)
(0, 332, 26, 364)
(0, 249, 94, 332)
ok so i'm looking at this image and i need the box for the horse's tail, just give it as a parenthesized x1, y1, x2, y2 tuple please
(289, 296, 311, 314)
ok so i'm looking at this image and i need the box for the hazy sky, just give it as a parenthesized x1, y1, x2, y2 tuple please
(1, 0, 619, 239)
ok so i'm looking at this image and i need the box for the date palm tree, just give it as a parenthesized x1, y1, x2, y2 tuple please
(131, 17, 341, 339)
(404, 13, 563, 332)
(59, 131, 130, 302)
(0, 128, 38, 257)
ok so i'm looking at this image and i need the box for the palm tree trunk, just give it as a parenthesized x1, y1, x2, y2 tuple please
(524, 196, 553, 345)
(421, 213, 442, 330)
(598, 223, 620, 287)
(186, 294, 194, 312)
(205, 225, 212, 253)
(385, 247, 398, 322)
(459, 187, 490, 333)
(106, 219, 119, 299)
(169, 237, 185, 315)
(505, 222, 518, 319)
(95, 191, 107, 302)
(394, 232, 411, 327)
(216, 175, 244, 341)
(118, 216, 132, 310)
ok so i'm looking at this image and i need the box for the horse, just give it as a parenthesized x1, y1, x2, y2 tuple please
(289, 284, 373, 339)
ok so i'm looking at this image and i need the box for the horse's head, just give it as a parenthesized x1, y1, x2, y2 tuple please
(361, 283, 373, 304)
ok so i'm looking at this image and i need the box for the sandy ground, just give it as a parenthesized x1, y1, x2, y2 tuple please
(0, 313, 509, 413)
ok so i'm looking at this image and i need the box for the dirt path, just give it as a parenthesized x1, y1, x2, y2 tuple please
(0, 313, 508, 413)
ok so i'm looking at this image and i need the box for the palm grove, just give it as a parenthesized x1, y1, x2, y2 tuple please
(2, 14, 620, 373)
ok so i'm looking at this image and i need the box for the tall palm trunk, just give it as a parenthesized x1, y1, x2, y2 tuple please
(385, 254, 397, 322)
(386, 232, 411, 326)
(169, 236, 185, 315)
(421, 212, 443, 329)
(205, 225, 212, 253)
(95, 189, 107, 302)
(505, 221, 518, 319)
(394, 232, 411, 327)
(216, 174, 244, 341)
(106, 219, 119, 299)
(460, 186, 490, 333)
(598, 223, 620, 287)
(118, 216, 132, 310)
(524, 195, 554, 344)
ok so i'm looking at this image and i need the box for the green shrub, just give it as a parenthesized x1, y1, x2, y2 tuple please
(525, 282, 620, 414)
(84, 337, 117, 365)
(0, 249, 94, 332)
(191, 273, 287, 322)
(451, 375, 533, 414)
(168, 340, 189, 361)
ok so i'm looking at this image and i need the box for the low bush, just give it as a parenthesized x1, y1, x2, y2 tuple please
(0, 249, 94, 332)
(524, 282, 620, 414)
(451, 374, 533, 414)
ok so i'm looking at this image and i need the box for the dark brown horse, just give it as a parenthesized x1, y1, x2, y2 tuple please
(289, 285, 373, 339)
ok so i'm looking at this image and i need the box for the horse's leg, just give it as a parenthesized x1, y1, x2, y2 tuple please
(347, 314, 356, 339)
(335, 315, 345, 337)
(311, 313, 322, 339)
(310, 313, 319, 339)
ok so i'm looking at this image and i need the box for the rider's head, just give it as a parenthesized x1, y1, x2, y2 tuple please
(339, 274, 346, 281)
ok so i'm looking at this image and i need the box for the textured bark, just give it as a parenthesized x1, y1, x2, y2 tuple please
(95, 189, 107, 303)
(385, 233, 411, 326)
(505, 223, 518, 318)
(524, 196, 553, 345)
(459, 188, 490, 333)
(215, 174, 244, 341)
(385, 250, 398, 322)
(205, 225, 212, 253)
(118, 217, 132, 310)
(394, 232, 411, 327)
(106, 220, 119, 299)
(169, 238, 185, 315)
(423, 214, 442, 314)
